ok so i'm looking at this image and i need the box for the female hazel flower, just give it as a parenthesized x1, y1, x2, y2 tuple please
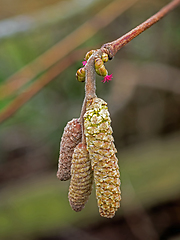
(102, 74, 113, 83)
(82, 60, 87, 66)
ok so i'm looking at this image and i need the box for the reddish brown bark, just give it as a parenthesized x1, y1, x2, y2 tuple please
(102, 0, 180, 58)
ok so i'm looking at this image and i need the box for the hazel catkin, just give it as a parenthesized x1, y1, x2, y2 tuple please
(84, 97, 121, 218)
(57, 118, 82, 181)
(68, 142, 93, 212)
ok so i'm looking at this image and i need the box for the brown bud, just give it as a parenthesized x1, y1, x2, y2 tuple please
(68, 142, 93, 212)
(84, 97, 121, 218)
(57, 118, 82, 181)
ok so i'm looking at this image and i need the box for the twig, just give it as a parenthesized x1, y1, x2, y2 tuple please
(84, 0, 180, 100)
(0, 0, 137, 100)
(1, 0, 179, 124)
(85, 52, 98, 100)
(79, 97, 87, 145)
(82, 0, 180, 145)
(102, 0, 180, 58)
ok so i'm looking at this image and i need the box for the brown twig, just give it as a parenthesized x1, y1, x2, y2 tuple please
(0, 0, 137, 125)
(1, 0, 179, 125)
(0, 0, 137, 101)
(79, 97, 87, 145)
(84, 0, 180, 101)
(102, 0, 180, 58)
(85, 53, 98, 100)
(82, 0, 180, 143)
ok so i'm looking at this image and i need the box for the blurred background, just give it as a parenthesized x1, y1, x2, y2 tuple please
(0, 0, 180, 239)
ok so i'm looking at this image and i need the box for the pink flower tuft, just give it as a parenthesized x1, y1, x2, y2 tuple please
(102, 74, 113, 83)
(82, 60, 87, 66)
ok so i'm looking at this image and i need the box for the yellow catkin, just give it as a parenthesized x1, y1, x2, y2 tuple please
(84, 97, 121, 218)
(68, 142, 93, 212)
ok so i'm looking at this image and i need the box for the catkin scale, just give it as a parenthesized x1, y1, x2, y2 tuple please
(84, 97, 121, 218)
(68, 142, 93, 212)
(57, 118, 82, 181)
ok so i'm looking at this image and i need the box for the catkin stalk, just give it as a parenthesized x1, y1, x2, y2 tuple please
(68, 142, 93, 212)
(84, 97, 121, 218)
(57, 118, 82, 181)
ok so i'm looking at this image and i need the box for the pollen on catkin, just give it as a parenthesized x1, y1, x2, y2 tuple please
(68, 142, 93, 212)
(57, 118, 82, 181)
(84, 97, 121, 218)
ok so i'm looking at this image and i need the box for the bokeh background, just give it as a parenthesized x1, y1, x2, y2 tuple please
(0, 0, 180, 239)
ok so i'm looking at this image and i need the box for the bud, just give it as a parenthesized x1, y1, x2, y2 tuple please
(85, 50, 95, 61)
(76, 67, 85, 82)
(94, 58, 108, 77)
(101, 53, 109, 63)
(84, 97, 121, 218)
(57, 119, 82, 181)
(68, 142, 93, 212)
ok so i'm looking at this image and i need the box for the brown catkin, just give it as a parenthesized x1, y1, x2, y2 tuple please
(84, 97, 121, 218)
(57, 118, 82, 181)
(68, 142, 93, 212)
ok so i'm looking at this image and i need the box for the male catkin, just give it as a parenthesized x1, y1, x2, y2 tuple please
(57, 118, 82, 181)
(68, 142, 93, 212)
(84, 97, 121, 218)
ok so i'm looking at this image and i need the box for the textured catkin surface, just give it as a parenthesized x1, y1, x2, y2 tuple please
(57, 118, 82, 181)
(68, 142, 93, 212)
(84, 97, 121, 218)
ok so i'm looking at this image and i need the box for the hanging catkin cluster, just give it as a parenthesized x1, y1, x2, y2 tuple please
(56, 0, 179, 216)
(57, 118, 82, 181)
(68, 142, 93, 212)
(57, 47, 121, 218)
(84, 97, 121, 218)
